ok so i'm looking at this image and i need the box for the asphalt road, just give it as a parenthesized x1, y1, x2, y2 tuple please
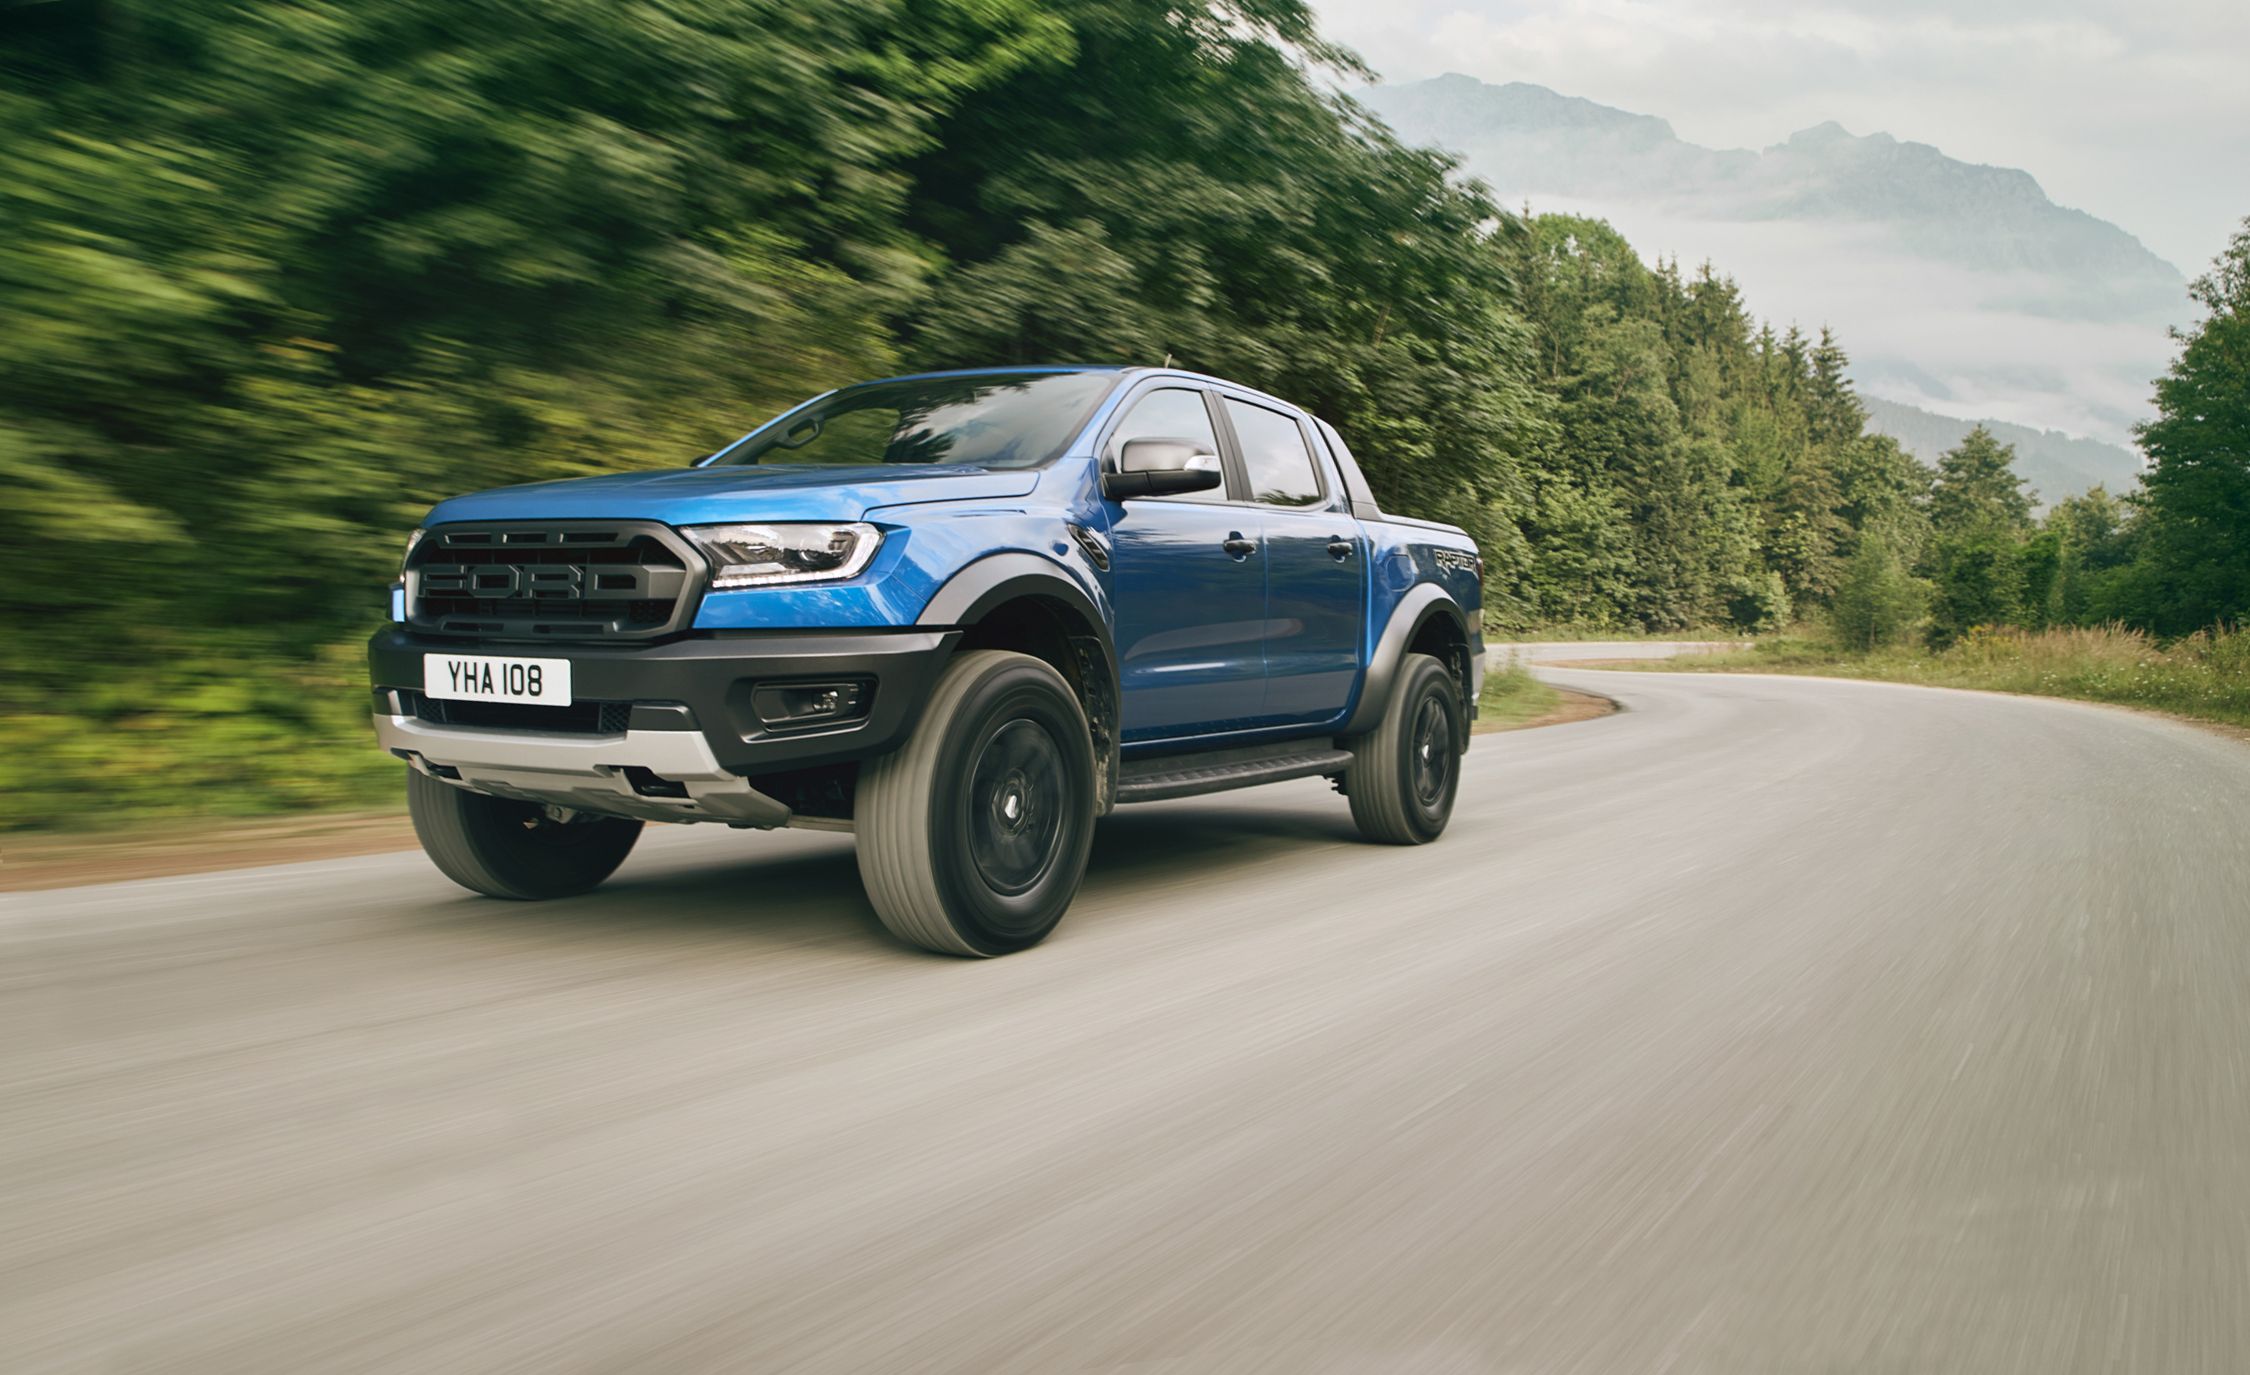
(7, 661, 2250, 1372)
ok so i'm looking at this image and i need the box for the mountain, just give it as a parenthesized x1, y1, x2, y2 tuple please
(1359, 74, 2187, 446)
(1860, 396, 2142, 510)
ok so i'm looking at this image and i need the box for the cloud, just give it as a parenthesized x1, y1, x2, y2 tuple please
(1312, 0, 2250, 274)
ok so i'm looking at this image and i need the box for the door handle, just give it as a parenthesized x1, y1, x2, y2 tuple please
(1222, 535, 1258, 560)
(1327, 538, 1355, 561)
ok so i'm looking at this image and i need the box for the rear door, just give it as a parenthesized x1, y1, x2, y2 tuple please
(1217, 395, 1365, 728)
(1103, 385, 1269, 743)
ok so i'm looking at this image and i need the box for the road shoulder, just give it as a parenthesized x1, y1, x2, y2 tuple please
(1, 812, 421, 894)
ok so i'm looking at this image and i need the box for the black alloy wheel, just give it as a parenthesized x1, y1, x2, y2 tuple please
(1410, 692, 1454, 812)
(967, 717, 1070, 897)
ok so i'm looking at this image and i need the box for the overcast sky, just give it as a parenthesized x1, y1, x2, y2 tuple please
(1311, 0, 2249, 275)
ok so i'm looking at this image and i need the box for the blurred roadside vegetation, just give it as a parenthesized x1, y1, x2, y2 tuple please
(2, 1, 2241, 830)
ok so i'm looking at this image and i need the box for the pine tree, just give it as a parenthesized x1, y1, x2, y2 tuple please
(1805, 327, 1867, 448)
(1924, 427, 2033, 644)
(1929, 427, 2033, 535)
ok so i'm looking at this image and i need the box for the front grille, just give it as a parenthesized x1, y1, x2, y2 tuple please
(407, 521, 701, 640)
(404, 691, 632, 735)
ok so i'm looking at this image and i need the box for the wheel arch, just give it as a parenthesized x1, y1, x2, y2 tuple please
(1344, 584, 1473, 748)
(917, 554, 1121, 810)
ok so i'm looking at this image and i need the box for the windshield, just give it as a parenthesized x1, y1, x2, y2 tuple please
(711, 371, 1118, 469)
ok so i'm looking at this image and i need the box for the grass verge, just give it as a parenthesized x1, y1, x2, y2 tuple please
(1477, 657, 1561, 728)
(1477, 658, 1617, 734)
(1624, 625, 2250, 730)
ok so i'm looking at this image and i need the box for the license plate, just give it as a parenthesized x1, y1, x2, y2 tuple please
(423, 654, 572, 706)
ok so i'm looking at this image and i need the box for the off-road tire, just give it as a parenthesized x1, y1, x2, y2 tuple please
(855, 650, 1097, 956)
(1344, 651, 1462, 845)
(407, 768, 643, 900)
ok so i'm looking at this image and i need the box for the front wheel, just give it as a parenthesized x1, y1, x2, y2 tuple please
(406, 768, 643, 899)
(1344, 651, 1462, 845)
(855, 650, 1097, 956)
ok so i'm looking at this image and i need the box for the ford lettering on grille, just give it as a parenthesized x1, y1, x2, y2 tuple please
(405, 521, 699, 640)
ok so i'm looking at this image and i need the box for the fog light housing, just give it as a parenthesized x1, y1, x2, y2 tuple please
(750, 680, 871, 730)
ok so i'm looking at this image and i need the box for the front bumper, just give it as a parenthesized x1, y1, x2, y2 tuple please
(373, 713, 797, 825)
(368, 627, 958, 821)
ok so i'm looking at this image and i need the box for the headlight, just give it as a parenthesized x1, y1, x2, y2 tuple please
(401, 526, 425, 573)
(683, 522, 882, 589)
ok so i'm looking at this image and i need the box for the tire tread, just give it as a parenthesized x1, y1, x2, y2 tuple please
(856, 650, 1035, 956)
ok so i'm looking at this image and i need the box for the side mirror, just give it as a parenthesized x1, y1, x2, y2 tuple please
(1104, 437, 1225, 500)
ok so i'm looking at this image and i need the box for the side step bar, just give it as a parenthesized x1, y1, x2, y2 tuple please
(1116, 740, 1355, 805)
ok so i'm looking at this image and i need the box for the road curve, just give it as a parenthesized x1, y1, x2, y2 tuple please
(6, 666, 2249, 1372)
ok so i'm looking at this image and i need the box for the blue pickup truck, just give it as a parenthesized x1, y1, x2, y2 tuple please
(369, 366, 1484, 955)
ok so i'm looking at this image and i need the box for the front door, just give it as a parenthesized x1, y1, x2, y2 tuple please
(1103, 386, 1268, 743)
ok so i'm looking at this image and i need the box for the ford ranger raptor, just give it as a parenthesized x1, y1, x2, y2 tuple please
(369, 366, 1484, 955)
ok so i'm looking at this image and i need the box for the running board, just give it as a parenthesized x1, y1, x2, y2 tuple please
(1115, 741, 1354, 804)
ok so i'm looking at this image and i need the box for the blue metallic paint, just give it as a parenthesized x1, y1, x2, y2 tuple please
(1257, 504, 1366, 726)
(1105, 495, 1269, 741)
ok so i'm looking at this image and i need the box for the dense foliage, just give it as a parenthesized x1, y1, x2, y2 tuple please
(1503, 217, 1930, 631)
(1, 1, 2239, 829)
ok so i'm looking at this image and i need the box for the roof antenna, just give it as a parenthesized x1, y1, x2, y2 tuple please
(1162, 352, 1174, 368)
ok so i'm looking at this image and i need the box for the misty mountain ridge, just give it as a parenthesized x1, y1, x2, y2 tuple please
(1861, 396, 2142, 511)
(1361, 74, 2187, 446)
(1369, 75, 2183, 321)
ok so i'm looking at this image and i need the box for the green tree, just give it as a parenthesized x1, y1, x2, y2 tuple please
(1922, 427, 2033, 645)
(1929, 426, 2034, 536)
(1804, 327, 1867, 448)
(1829, 527, 1929, 650)
(2042, 486, 2138, 625)
(1926, 529, 2025, 646)
(2131, 218, 2250, 633)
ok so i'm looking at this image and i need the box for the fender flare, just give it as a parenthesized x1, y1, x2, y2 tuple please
(916, 552, 1123, 809)
(916, 552, 1108, 638)
(1342, 583, 1471, 738)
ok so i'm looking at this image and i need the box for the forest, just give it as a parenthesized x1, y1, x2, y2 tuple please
(3, 0, 2243, 828)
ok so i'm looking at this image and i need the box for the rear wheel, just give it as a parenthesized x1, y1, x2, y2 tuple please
(406, 768, 643, 899)
(855, 650, 1097, 956)
(1344, 651, 1462, 845)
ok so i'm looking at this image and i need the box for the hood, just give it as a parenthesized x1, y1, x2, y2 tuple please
(424, 464, 1041, 527)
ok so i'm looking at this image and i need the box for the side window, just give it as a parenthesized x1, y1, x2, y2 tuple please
(1223, 399, 1324, 508)
(1109, 387, 1224, 500)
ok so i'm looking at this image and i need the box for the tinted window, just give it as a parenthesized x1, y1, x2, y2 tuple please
(1224, 399, 1323, 507)
(713, 371, 1116, 469)
(1110, 387, 1224, 500)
